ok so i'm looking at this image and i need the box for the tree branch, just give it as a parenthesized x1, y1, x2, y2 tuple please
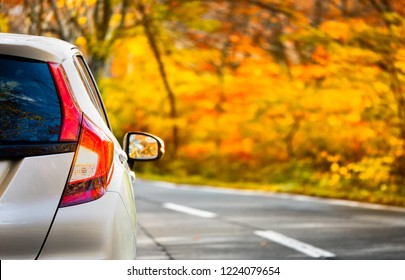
(49, 0, 67, 40)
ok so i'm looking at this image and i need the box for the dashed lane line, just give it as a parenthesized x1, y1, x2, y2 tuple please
(163, 203, 217, 218)
(255, 230, 336, 259)
(162, 201, 335, 259)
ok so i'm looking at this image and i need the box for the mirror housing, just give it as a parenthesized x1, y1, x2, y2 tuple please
(123, 132, 165, 167)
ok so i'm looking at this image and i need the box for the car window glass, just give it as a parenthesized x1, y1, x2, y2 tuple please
(74, 56, 109, 126)
(0, 56, 61, 142)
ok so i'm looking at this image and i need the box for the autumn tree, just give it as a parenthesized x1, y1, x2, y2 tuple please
(3, 0, 134, 80)
(362, 0, 405, 178)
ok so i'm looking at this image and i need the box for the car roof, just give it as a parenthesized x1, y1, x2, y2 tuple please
(0, 33, 80, 63)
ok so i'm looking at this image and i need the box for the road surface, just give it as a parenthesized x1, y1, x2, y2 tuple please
(134, 180, 405, 260)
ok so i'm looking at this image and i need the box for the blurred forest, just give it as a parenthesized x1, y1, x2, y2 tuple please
(1, 0, 405, 205)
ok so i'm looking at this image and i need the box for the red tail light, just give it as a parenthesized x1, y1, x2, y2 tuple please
(48, 62, 114, 207)
(60, 116, 114, 207)
(48, 62, 82, 141)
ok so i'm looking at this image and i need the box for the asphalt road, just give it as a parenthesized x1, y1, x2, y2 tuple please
(134, 180, 405, 260)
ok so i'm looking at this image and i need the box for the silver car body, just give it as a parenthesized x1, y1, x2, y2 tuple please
(0, 33, 137, 259)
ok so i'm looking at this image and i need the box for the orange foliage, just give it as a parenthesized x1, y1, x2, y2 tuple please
(97, 0, 405, 196)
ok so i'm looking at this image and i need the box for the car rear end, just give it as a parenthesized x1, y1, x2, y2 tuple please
(0, 33, 137, 259)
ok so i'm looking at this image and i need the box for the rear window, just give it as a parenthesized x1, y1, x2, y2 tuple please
(0, 56, 61, 142)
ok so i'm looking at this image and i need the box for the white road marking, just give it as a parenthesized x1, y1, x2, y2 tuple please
(255, 230, 336, 259)
(163, 203, 217, 218)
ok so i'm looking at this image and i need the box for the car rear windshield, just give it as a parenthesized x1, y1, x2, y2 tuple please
(0, 55, 61, 142)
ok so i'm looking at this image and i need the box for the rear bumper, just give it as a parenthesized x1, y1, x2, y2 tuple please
(38, 192, 137, 260)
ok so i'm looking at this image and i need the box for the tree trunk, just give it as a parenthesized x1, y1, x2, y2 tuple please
(138, 2, 179, 157)
(386, 54, 405, 178)
(312, 0, 324, 27)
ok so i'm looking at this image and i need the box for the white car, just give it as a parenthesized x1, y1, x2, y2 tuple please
(0, 33, 164, 259)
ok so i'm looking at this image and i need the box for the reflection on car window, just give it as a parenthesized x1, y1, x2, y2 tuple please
(0, 56, 61, 142)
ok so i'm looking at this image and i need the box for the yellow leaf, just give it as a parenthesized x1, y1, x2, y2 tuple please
(78, 16, 87, 26)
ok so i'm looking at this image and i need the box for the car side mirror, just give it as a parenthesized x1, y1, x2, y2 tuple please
(123, 132, 165, 167)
